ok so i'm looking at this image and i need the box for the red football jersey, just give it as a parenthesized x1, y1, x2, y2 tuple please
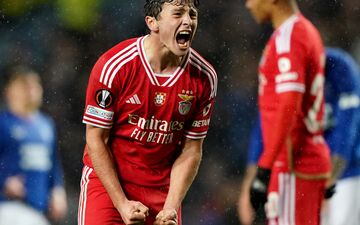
(258, 14, 331, 177)
(82, 36, 217, 186)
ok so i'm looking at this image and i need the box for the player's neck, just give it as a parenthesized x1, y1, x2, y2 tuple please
(271, 3, 299, 29)
(144, 35, 182, 74)
(8, 102, 37, 118)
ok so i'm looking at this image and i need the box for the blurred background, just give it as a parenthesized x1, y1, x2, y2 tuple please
(0, 0, 359, 224)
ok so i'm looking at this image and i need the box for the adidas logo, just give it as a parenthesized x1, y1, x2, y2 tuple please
(126, 94, 141, 104)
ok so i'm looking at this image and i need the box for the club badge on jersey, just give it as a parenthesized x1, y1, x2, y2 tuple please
(178, 91, 194, 115)
(95, 89, 113, 108)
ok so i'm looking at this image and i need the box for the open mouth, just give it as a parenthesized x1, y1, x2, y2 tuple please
(176, 30, 191, 48)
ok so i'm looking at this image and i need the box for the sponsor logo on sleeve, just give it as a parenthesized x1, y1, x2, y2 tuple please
(203, 103, 212, 116)
(275, 72, 298, 83)
(192, 119, 211, 128)
(95, 89, 113, 108)
(278, 57, 291, 73)
(86, 105, 114, 120)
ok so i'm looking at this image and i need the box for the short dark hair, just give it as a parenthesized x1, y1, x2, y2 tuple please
(144, 0, 200, 18)
(4, 65, 40, 86)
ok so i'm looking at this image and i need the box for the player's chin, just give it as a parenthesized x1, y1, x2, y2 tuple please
(172, 42, 191, 56)
(254, 14, 268, 24)
(166, 218, 177, 225)
(249, 12, 262, 24)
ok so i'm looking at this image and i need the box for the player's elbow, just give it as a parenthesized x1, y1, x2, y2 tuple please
(85, 125, 110, 146)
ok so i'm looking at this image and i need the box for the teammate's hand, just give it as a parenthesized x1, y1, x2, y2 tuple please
(250, 167, 271, 211)
(154, 208, 178, 225)
(48, 187, 67, 221)
(324, 183, 336, 199)
(4, 175, 25, 199)
(238, 192, 254, 225)
(118, 200, 149, 225)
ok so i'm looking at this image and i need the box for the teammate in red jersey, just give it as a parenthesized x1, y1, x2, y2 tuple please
(78, 1, 217, 225)
(245, 0, 331, 224)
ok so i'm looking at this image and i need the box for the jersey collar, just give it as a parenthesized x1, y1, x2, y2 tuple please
(137, 35, 190, 87)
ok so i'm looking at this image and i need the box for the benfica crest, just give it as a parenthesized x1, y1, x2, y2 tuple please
(154, 92, 166, 106)
(178, 93, 195, 115)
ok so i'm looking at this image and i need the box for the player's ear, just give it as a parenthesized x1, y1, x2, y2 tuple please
(145, 16, 159, 32)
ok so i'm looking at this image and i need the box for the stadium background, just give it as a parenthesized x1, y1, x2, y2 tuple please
(0, 0, 359, 224)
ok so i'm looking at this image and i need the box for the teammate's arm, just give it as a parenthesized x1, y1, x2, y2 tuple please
(86, 125, 149, 224)
(238, 115, 263, 224)
(0, 126, 25, 199)
(155, 138, 203, 224)
(258, 91, 302, 168)
(238, 164, 257, 225)
(48, 126, 67, 221)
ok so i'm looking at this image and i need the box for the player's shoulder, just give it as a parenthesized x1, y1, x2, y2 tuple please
(97, 37, 139, 65)
(326, 47, 358, 69)
(189, 49, 218, 97)
(0, 110, 14, 121)
(326, 47, 360, 86)
(37, 111, 53, 121)
(275, 14, 321, 54)
(0, 110, 7, 117)
(0, 110, 8, 126)
(292, 14, 322, 42)
(189, 48, 217, 80)
(33, 111, 55, 127)
(90, 37, 141, 82)
(189, 48, 216, 73)
(274, 14, 300, 54)
(325, 47, 350, 70)
(326, 47, 347, 59)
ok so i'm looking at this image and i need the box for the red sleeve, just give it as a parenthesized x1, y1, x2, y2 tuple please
(258, 92, 302, 168)
(258, 34, 307, 169)
(82, 54, 121, 129)
(184, 58, 217, 139)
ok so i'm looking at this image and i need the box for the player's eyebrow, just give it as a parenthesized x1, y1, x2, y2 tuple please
(171, 5, 197, 15)
(189, 7, 198, 15)
(171, 7, 185, 13)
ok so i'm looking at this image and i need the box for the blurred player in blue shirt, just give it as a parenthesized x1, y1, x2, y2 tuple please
(238, 48, 360, 225)
(0, 66, 67, 225)
(321, 48, 360, 225)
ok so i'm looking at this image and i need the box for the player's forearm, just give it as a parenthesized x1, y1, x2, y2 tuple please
(259, 92, 301, 168)
(86, 127, 127, 208)
(163, 138, 203, 210)
(238, 166, 257, 225)
(241, 164, 257, 191)
(328, 154, 346, 185)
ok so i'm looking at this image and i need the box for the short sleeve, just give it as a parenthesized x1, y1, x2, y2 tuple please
(273, 32, 308, 94)
(184, 65, 217, 139)
(82, 55, 120, 129)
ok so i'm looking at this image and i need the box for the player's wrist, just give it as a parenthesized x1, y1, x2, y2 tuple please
(256, 166, 271, 186)
(112, 195, 129, 210)
(324, 183, 336, 199)
(163, 202, 180, 212)
(249, 166, 271, 210)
